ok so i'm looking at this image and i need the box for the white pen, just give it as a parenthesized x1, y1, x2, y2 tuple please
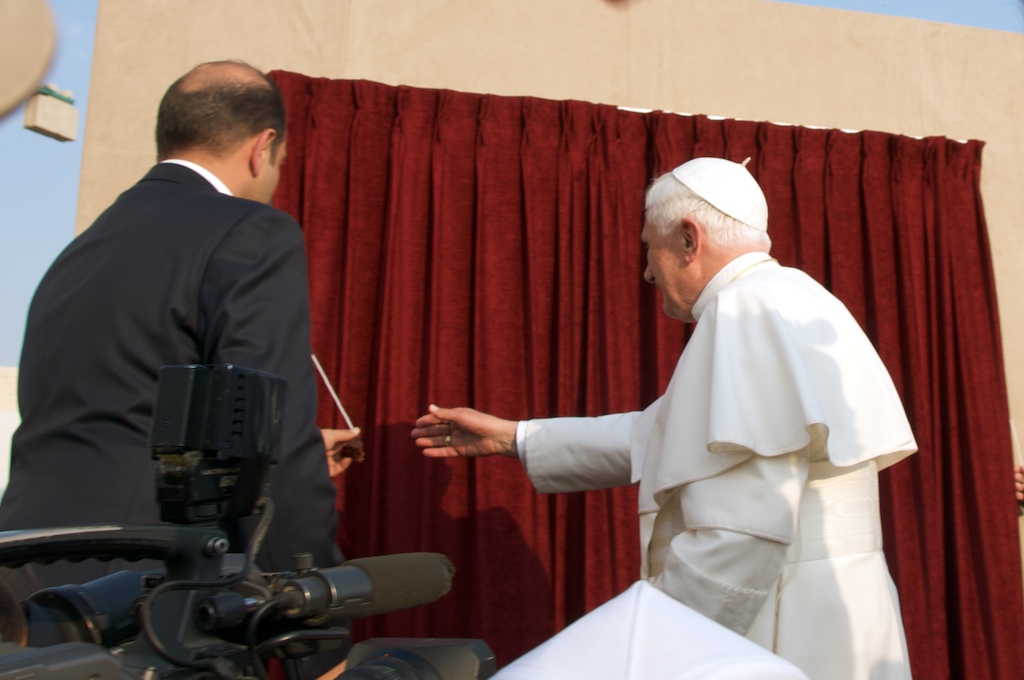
(311, 353, 355, 429)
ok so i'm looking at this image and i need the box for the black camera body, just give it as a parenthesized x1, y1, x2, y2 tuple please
(0, 524, 257, 680)
(0, 365, 495, 680)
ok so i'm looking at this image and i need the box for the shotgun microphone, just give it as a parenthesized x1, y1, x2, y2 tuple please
(276, 552, 455, 626)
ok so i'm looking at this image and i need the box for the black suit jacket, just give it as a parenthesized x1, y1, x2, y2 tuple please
(0, 163, 342, 585)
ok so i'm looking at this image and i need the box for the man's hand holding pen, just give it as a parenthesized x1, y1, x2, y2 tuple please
(322, 427, 363, 477)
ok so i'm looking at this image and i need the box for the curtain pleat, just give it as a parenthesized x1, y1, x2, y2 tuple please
(270, 71, 1023, 678)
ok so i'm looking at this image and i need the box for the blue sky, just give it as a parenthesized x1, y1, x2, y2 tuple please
(0, 0, 97, 368)
(777, 0, 1024, 31)
(0, 0, 1021, 368)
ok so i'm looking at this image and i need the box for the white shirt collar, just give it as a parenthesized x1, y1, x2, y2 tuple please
(160, 159, 233, 196)
(692, 252, 777, 322)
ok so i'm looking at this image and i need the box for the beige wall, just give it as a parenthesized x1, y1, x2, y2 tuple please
(82, 0, 1024, 453)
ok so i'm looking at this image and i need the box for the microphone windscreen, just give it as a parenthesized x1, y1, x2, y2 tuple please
(342, 552, 454, 618)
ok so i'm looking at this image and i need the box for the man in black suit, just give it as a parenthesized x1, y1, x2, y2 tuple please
(0, 61, 346, 596)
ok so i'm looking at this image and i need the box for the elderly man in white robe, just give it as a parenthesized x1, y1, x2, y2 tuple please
(412, 157, 918, 680)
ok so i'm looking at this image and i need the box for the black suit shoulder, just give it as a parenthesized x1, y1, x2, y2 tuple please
(78, 163, 302, 253)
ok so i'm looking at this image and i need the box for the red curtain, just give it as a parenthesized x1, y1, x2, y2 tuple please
(270, 71, 1024, 678)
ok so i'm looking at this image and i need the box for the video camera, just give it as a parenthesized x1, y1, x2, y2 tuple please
(0, 364, 495, 680)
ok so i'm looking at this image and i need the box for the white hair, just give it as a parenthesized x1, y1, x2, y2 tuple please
(644, 172, 772, 250)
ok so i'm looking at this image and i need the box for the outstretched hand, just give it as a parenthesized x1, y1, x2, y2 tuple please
(411, 404, 518, 458)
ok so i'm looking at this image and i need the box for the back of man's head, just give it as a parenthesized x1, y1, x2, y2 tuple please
(646, 157, 771, 251)
(156, 60, 286, 162)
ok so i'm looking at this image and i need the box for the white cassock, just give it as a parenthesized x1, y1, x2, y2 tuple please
(516, 252, 918, 680)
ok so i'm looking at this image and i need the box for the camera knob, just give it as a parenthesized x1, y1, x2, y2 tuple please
(204, 536, 230, 557)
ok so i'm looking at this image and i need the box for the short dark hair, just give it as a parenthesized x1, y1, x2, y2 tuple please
(156, 60, 286, 161)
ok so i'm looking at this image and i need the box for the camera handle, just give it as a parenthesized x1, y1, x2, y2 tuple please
(0, 524, 230, 581)
(0, 525, 246, 675)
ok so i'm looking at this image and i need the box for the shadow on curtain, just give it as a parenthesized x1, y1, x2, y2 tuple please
(269, 70, 1023, 678)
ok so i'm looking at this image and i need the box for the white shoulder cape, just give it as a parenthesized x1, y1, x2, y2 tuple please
(631, 262, 917, 513)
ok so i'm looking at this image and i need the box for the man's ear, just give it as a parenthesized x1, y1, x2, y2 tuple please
(247, 128, 277, 177)
(678, 218, 702, 259)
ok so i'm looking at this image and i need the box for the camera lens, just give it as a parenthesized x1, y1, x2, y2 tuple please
(25, 570, 146, 647)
